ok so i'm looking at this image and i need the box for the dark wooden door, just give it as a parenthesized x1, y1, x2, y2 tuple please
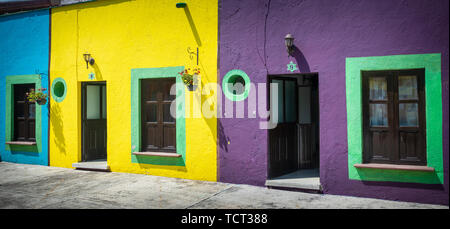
(82, 82, 107, 161)
(362, 69, 426, 165)
(14, 84, 36, 142)
(297, 75, 320, 169)
(268, 77, 298, 178)
(141, 78, 176, 152)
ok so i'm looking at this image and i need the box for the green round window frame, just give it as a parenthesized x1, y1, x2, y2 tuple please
(222, 69, 251, 101)
(51, 78, 67, 103)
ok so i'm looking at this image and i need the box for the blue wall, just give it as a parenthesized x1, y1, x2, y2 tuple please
(0, 9, 49, 165)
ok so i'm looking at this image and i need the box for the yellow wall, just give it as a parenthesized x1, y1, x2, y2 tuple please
(50, 0, 218, 181)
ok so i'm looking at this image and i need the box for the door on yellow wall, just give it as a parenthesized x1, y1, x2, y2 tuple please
(141, 78, 176, 153)
(82, 82, 107, 161)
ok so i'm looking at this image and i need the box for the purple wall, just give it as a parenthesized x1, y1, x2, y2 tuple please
(218, 0, 449, 205)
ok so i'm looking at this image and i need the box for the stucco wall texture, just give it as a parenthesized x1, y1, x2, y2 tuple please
(0, 9, 50, 166)
(50, 0, 218, 181)
(218, 0, 449, 205)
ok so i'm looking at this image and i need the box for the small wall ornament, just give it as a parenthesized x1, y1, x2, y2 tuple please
(88, 72, 95, 80)
(287, 61, 298, 73)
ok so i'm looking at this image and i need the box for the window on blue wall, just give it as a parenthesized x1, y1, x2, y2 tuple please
(14, 84, 36, 142)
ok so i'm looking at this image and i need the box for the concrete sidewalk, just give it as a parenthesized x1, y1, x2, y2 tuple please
(0, 162, 447, 209)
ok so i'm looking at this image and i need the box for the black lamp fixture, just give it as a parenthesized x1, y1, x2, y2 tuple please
(83, 53, 95, 69)
(176, 2, 187, 8)
(284, 33, 295, 56)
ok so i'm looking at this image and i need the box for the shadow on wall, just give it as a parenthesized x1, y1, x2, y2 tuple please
(292, 46, 311, 73)
(197, 57, 221, 153)
(50, 104, 66, 155)
(218, 120, 229, 152)
(182, 5, 202, 47)
(92, 62, 103, 81)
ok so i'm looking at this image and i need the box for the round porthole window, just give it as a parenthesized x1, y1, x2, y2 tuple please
(222, 69, 251, 101)
(51, 78, 67, 103)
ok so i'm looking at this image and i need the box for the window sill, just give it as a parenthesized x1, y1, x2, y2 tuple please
(132, 152, 182, 158)
(6, 141, 37, 146)
(354, 163, 434, 172)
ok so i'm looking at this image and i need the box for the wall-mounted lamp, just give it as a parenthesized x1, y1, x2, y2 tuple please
(176, 2, 187, 8)
(284, 33, 295, 56)
(83, 53, 95, 69)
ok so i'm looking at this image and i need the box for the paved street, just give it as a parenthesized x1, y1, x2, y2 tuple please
(0, 162, 447, 209)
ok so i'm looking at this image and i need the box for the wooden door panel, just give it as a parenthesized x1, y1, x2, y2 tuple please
(162, 81, 175, 100)
(269, 128, 283, 177)
(28, 120, 35, 140)
(362, 69, 426, 165)
(16, 120, 26, 140)
(269, 124, 298, 178)
(144, 103, 158, 122)
(143, 124, 159, 150)
(15, 102, 25, 117)
(163, 125, 176, 149)
(14, 84, 35, 142)
(268, 77, 298, 178)
(163, 103, 175, 122)
(84, 120, 106, 161)
(82, 83, 107, 162)
(399, 131, 424, 164)
(142, 80, 158, 101)
(141, 78, 176, 153)
(370, 131, 392, 161)
(88, 127, 96, 149)
(298, 124, 313, 169)
(286, 125, 297, 166)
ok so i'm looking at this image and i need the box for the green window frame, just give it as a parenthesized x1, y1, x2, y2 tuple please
(346, 53, 443, 184)
(5, 74, 43, 153)
(51, 77, 67, 103)
(222, 69, 251, 101)
(130, 66, 186, 166)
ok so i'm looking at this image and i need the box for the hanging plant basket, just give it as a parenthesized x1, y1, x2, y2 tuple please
(179, 68, 200, 92)
(26, 88, 48, 106)
(187, 83, 197, 91)
(36, 98, 47, 105)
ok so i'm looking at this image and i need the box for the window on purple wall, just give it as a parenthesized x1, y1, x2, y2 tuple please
(362, 69, 426, 166)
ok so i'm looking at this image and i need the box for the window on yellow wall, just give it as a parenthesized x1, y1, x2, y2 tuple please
(140, 78, 177, 153)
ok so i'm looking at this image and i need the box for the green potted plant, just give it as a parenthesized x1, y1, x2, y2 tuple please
(179, 67, 200, 91)
(26, 88, 48, 105)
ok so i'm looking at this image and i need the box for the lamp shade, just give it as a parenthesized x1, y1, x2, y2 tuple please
(83, 53, 91, 62)
(285, 34, 294, 48)
(83, 53, 94, 69)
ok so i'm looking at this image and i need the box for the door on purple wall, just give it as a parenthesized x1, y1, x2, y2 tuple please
(268, 77, 298, 178)
(268, 74, 319, 179)
(297, 75, 320, 170)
